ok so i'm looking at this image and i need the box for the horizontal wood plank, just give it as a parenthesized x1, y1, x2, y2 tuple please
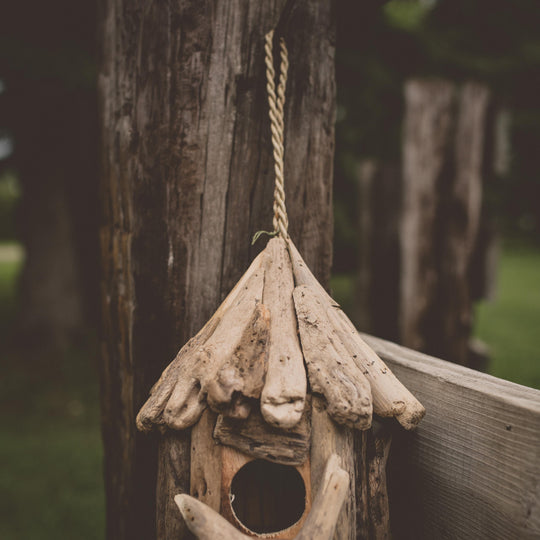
(362, 334, 540, 540)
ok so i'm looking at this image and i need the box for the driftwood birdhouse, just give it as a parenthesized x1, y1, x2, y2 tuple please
(137, 237, 425, 539)
(136, 31, 424, 539)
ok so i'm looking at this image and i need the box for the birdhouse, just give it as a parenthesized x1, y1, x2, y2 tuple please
(136, 236, 425, 539)
(136, 30, 424, 539)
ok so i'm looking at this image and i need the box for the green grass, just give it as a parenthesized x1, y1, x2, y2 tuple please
(0, 244, 105, 540)
(475, 244, 540, 389)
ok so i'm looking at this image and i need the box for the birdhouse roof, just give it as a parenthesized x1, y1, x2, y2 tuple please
(137, 237, 424, 435)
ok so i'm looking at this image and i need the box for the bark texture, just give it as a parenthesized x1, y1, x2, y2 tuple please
(98, 1, 335, 538)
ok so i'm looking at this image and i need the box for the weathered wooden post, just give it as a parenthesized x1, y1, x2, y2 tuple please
(99, 2, 336, 538)
(99, 3, 424, 539)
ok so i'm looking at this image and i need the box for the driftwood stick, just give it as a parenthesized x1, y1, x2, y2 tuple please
(205, 303, 270, 418)
(287, 239, 425, 429)
(294, 284, 372, 429)
(164, 265, 267, 429)
(137, 250, 269, 431)
(175, 494, 251, 540)
(295, 454, 349, 540)
(261, 237, 307, 429)
(136, 331, 211, 432)
(328, 310, 424, 429)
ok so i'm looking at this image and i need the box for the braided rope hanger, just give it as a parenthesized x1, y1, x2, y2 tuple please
(253, 30, 289, 243)
(265, 30, 289, 238)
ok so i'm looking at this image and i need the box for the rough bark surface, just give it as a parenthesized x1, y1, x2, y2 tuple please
(98, 1, 336, 538)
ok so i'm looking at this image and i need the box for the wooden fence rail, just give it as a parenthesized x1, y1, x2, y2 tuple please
(363, 334, 540, 540)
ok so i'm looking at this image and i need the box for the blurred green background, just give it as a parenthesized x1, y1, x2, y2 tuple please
(1, 0, 539, 538)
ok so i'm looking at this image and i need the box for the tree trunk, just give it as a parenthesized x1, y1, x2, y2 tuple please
(354, 160, 401, 343)
(400, 79, 490, 365)
(2, 1, 99, 348)
(98, 2, 336, 539)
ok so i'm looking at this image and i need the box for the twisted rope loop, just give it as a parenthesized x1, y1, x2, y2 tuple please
(264, 30, 289, 238)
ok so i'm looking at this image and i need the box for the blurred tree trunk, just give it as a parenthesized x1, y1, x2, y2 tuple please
(0, 2, 99, 347)
(355, 79, 492, 367)
(98, 2, 336, 538)
(400, 79, 491, 365)
(14, 88, 98, 346)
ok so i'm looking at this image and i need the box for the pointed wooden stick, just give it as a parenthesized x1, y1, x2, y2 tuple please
(294, 284, 372, 429)
(164, 266, 266, 429)
(175, 494, 251, 540)
(261, 237, 306, 429)
(287, 239, 425, 429)
(205, 303, 270, 417)
(137, 250, 268, 431)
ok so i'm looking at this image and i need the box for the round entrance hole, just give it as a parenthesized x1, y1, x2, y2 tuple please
(229, 459, 306, 534)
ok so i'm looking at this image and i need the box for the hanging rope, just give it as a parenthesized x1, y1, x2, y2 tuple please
(265, 30, 289, 239)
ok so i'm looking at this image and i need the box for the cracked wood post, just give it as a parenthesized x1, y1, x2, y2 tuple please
(99, 2, 338, 539)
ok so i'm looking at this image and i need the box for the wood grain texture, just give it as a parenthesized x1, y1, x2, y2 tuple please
(98, 1, 336, 537)
(363, 333, 540, 540)
(288, 240, 424, 430)
(136, 250, 268, 432)
(214, 405, 311, 466)
(156, 432, 191, 540)
(190, 410, 222, 511)
(311, 396, 356, 540)
(261, 238, 306, 429)
(294, 284, 373, 429)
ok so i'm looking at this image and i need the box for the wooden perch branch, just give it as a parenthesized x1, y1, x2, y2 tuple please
(261, 237, 307, 429)
(287, 239, 425, 429)
(175, 453, 348, 540)
(175, 494, 251, 540)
